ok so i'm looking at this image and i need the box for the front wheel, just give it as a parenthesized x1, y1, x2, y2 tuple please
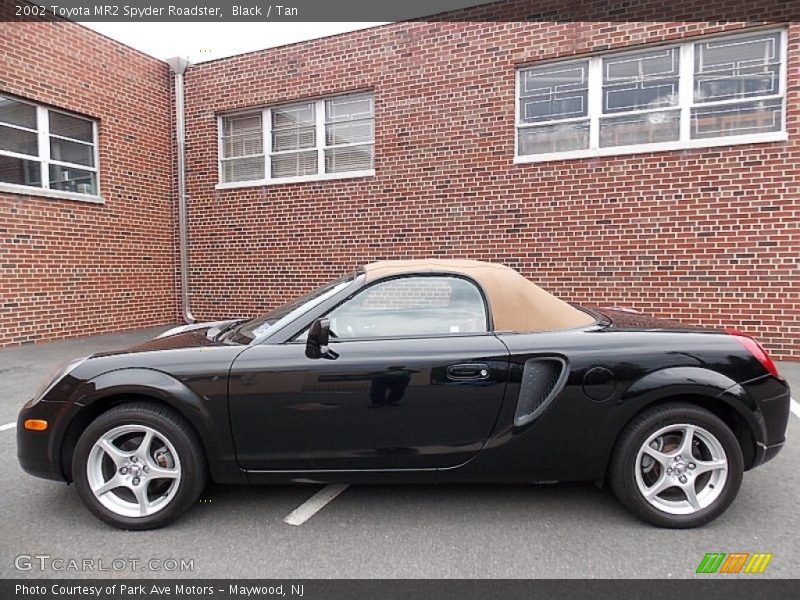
(609, 403, 743, 528)
(72, 402, 207, 530)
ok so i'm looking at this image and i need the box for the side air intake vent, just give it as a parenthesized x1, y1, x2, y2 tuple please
(514, 358, 567, 427)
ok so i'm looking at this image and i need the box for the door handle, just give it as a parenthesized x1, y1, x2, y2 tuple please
(446, 363, 491, 381)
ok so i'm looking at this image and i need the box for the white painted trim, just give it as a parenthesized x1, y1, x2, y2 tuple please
(37, 105, 49, 189)
(0, 120, 38, 135)
(315, 98, 326, 174)
(513, 68, 520, 154)
(678, 41, 694, 142)
(513, 131, 788, 164)
(283, 484, 348, 526)
(216, 113, 224, 185)
(92, 117, 101, 198)
(588, 58, 601, 150)
(46, 158, 98, 173)
(0, 182, 105, 204)
(215, 169, 375, 190)
(0, 147, 41, 162)
(779, 28, 788, 140)
(264, 107, 272, 179)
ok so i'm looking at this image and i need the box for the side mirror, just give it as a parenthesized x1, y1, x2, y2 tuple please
(305, 318, 337, 359)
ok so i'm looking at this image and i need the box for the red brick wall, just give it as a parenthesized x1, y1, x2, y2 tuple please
(183, 6, 799, 359)
(0, 17, 178, 345)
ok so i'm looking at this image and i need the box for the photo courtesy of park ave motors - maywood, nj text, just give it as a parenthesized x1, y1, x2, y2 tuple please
(0, 0, 798, 595)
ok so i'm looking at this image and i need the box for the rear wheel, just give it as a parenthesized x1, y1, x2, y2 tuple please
(72, 402, 207, 530)
(609, 403, 743, 528)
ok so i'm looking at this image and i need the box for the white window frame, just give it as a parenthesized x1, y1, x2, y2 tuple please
(514, 28, 788, 164)
(0, 95, 102, 203)
(216, 91, 375, 189)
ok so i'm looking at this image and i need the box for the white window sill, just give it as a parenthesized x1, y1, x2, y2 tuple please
(0, 182, 105, 204)
(215, 169, 375, 190)
(513, 131, 788, 164)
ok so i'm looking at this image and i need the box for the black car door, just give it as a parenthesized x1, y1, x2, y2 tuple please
(228, 275, 509, 471)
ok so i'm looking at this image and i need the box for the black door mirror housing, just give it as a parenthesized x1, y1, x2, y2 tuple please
(305, 318, 337, 359)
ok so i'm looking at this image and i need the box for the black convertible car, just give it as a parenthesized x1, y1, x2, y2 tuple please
(18, 260, 790, 529)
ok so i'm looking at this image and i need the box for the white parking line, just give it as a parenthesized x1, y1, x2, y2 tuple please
(283, 484, 349, 526)
(0, 422, 15, 432)
(791, 397, 800, 419)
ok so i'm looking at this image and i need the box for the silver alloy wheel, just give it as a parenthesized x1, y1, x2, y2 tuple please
(86, 424, 182, 518)
(634, 423, 728, 515)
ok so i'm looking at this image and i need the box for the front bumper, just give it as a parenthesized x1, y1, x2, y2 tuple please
(17, 398, 78, 482)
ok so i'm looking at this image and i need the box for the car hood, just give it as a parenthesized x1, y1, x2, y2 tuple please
(92, 320, 241, 357)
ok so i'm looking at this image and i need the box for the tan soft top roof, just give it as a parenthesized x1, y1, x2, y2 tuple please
(364, 259, 595, 332)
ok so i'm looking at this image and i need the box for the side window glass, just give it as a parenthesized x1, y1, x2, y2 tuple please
(327, 276, 487, 339)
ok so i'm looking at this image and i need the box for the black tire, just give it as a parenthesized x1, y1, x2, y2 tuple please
(609, 403, 743, 528)
(72, 402, 207, 530)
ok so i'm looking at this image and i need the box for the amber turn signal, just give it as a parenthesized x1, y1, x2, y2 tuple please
(24, 419, 48, 431)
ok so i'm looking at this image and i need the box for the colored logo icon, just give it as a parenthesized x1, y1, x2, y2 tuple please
(696, 552, 773, 574)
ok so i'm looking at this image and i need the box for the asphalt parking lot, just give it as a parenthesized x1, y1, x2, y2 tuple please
(0, 328, 798, 579)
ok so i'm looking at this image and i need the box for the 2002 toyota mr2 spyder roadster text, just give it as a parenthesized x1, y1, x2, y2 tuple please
(17, 260, 790, 529)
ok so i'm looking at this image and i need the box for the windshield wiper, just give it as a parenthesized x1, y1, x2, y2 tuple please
(207, 319, 246, 342)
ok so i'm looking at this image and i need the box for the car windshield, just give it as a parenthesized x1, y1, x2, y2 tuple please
(227, 273, 358, 343)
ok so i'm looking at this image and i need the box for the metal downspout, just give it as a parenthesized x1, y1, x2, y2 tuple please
(166, 57, 195, 324)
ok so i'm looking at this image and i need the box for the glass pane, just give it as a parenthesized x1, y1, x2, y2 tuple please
(519, 61, 588, 123)
(326, 119, 373, 146)
(270, 150, 318, 178)
(0, 124, 38, 156)
(518, 121, 589, 155)
(223, 133, 262, 158)
(325, 144, 373, 173)
(0, 96, 36, 129)
(50, 137, 94, 167)
(49, 164, 97, 195)
(272, 126, 316, 152)
(694, 32, 781, 103)
(325, 94, 373, 122)
(222, 113, 263, 159)
(603, 47, 679, 113)
(49, 111, 93, 142)
(272, 103, 315, 130)
(222, 156, 265, 183)
(328, 276, 487, 339)
(691, 98, 783, 139)
(0, 155, 42, 187)
(223, 113, 261, 136)
(600, 110, 680, 147)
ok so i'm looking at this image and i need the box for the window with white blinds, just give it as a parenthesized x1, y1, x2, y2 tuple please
(516, 29, 786, 162)
(219, 92, 374, 185)
(220, 112, 264, 183)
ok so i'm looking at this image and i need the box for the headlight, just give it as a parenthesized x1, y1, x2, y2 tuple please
(30, 356, 88, 403)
